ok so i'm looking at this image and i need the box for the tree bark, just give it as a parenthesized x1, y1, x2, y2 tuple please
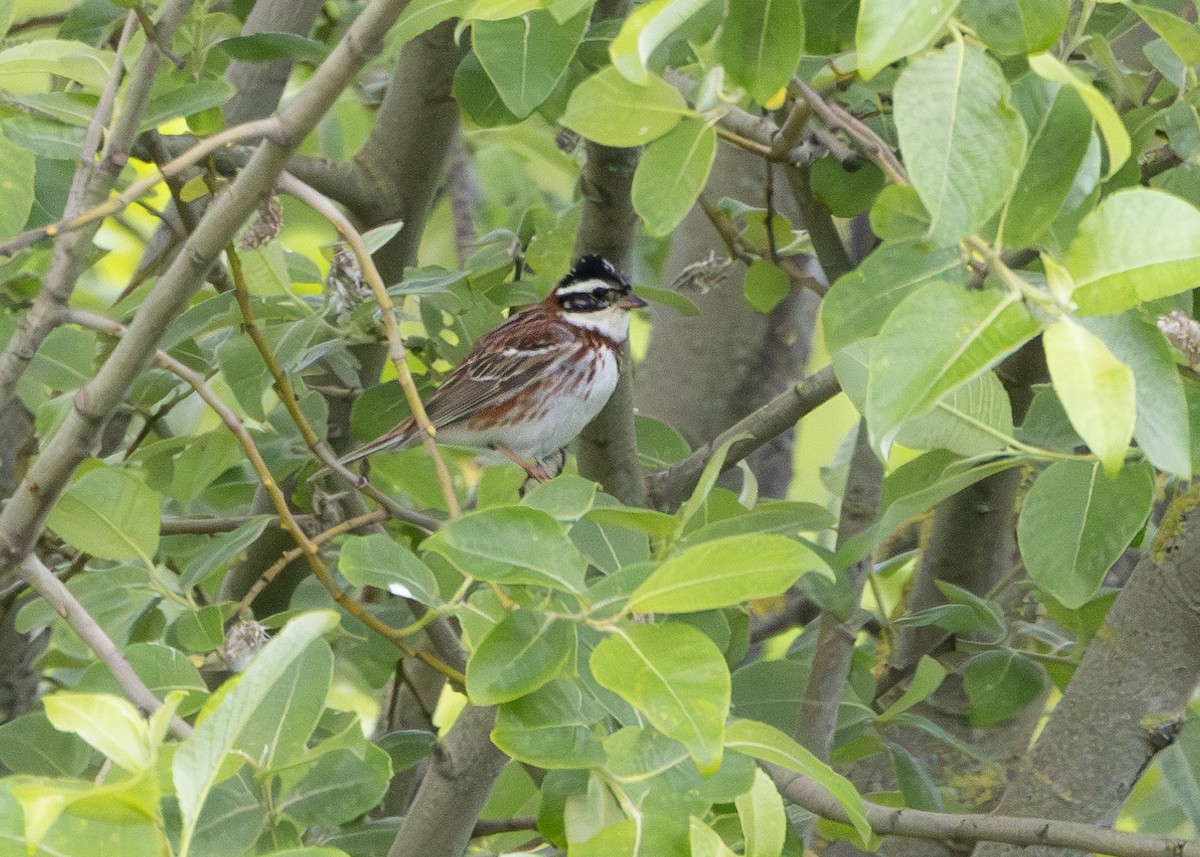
(973, 484, 1200, 857)
(638, 145, 817, 498)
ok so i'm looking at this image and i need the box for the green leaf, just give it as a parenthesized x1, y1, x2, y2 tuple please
(179, 517, 273, 588)
(876, 656, 947, 723)
(217, 32, 329, 64)
(0, 129, 35, 240)
(422, 505, 588, 592)
(869, 184, 932, 241)
(590, 623, 730, 773)
(168, 604, 226, 654)
(630, 534, 831, 613)
(1001, 79, 1093, 248)
(277, 746, 391, 827)
(718, 0, 804, 103)
(889, 742, 943, 810)
(0, 712, 91, 777)
(464, 0, 547, 20)
(679, 500, 835, 545)
(959, 0, 1067, 55)
(377, 730, 436, 774)
(865, 282, 1039, 452)
(856, 0, 958, 80)
(677, 434, 748, 535)
(1066, 188, 1200, 315)
(24, 325, 95, 391)
(43, 693, 152, 774)
(46, 465, 161, 563)
(338, 533, 440, 605)
(0, 39, 114, 91)
(894, 370, 1015, 457)
(735, 768, 787, 857)
(361, 220, 406, 254)
(691, 817, 740, 857)
(474, 9, 588, 118)
(467, 610, 575, 704)
(1043, 316, 1135, 474)
(392, 0, 471, 46)
(742, 259, 790, 313)
(840, 450, 1021, 565)
(173, 611, 338, 852)
(894, 42, 1027, 244)
(521, 474, 598, 521)
(188, 772, 267, 857)
(894, 581, 1006, 641)
(632, 117, 717, 237)
(1083, 314, 1191, 477)
(491, 678, 607, 768)
(609, 0, 709, 84)
(1131, 4, 1200, 66)
(1027, 52, 1129, 179)
(169, 429, 241, 503)
(822, 241, 967, 353)
(561, 66, 690, 147)
(724, 719, 871, 846)
(961, 650, 1045, 726)
(1018, 460, 1154, 608)
(76, 643, 208, 716)
(140, 76, 237, 130)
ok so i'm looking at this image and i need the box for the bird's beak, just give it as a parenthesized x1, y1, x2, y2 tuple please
(618, 292, 648, 310)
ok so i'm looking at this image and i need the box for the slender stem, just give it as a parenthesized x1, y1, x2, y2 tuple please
(237, 510, 388, 613)
(772, 766, 1200, 857)
(0, 117, 278, 259)
(647, 365, 841, 510)
(62, 309, 464, 685)
(19, 553, 193, 738)
(275, 171, 461, 518)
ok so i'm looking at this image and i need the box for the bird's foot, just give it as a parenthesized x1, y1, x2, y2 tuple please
(494, 445, 557, 483)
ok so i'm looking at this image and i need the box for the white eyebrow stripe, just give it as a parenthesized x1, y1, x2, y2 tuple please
(555, 278, 616, 297)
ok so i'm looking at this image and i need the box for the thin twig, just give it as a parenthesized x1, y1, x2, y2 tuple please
(161, 515, 313, 535)
(773, 767, 1200, 857)
(647, 365, 841, 510)
(276, 171, 461, 517)
(0, 118, 277, 258)
(792, 77, 908, 185)
(237, 510, 388, 613)
(19, 553, 193, 738)
(62, 309, 464, 685)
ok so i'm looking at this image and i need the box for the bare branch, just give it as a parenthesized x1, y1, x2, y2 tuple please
(773, 767, 1200, 857)
(647, 365, 840, 510)
(0, 0, 418, 587)
(18, 554, 192, 738)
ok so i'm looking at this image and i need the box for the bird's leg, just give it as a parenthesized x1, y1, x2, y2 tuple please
(494, 444, 554, 482)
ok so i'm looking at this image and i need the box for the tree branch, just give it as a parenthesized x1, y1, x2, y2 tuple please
(0, 0, 190, 412)
(793, 422, 882, 762)
(646, 365, 840, 510)
(18, 554, 192, 738)
(573, 142, 645, 506)
(387, 704, 510, 857)
(0, 0, 417, 586)
(773, 767, 1200, 857)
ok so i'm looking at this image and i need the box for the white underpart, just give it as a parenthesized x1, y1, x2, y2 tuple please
(436, 341, 621, 463)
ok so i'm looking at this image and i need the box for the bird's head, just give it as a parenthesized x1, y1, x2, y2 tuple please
(549, 255, 647, 341)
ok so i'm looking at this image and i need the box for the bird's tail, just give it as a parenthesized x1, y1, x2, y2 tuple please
(309, 418, 417, 482)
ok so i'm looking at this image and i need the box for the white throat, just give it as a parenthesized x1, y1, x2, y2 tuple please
(562, 305, 631, 342)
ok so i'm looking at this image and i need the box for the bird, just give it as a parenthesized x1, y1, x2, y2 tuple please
(330, 255, 647, 482)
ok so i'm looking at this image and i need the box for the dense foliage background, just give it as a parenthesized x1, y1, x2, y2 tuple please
(3, 0, 1200, 855)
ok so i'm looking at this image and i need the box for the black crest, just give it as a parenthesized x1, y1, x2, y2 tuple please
(560, 255, 629, 290)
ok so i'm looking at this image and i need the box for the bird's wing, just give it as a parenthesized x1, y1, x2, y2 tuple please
(423, 314, 576, 428)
